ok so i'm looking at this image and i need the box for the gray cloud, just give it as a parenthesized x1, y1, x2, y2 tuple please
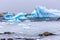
(0, 0, 60, 13)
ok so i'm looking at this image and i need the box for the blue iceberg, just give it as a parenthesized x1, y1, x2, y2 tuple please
(15, 12, 27, 19)
(4, 13, 14, 20)
(27, 10, 38, 18)
(4, 5, 60, 22)
(35, 6, 58, 17)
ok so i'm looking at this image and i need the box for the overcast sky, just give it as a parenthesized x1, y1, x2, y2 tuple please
(0, 0, 60, 13)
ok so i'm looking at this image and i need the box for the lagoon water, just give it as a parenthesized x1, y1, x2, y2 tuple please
(0, 21, 60, 40)
(0, 21, 60, 34)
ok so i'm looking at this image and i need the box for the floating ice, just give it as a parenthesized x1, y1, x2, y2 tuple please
(4, 13, 14, 20)
(3, 5, 60, 22)
(7, 12, 27, 23)
(27, 10, 38, 18)
(35, 6, 59, 17)
(13, 12, 27, 20)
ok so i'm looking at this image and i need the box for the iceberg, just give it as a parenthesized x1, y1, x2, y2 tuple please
(8, 12, 27, 22)
(13, 12, 27, 20)
(3, 13, 14, 20)
(6, 12, 27, 23)
(27, 10, 38, 18)
(35, 6, 59, 17)
(3, 5, 60, 22)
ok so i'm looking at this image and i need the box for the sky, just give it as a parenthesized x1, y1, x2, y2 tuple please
(0, 0, 60, 13)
